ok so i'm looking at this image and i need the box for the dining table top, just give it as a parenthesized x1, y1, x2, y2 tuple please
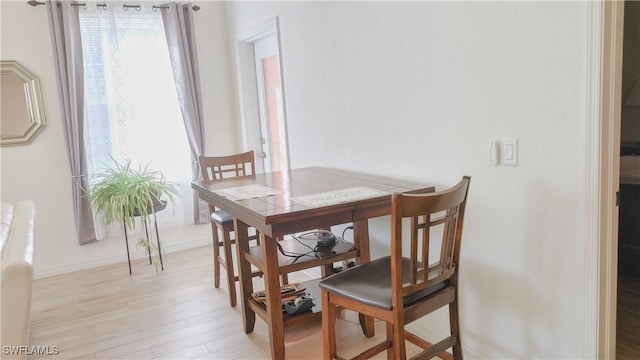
(191, 166, 428, 234)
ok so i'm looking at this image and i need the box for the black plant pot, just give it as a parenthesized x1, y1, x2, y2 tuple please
(132, 199, 167, 217)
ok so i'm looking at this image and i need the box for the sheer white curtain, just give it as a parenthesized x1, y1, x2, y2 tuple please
(79, 2, 193, 239)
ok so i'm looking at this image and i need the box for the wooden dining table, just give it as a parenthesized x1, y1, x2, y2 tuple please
(191, 167, 431, 359)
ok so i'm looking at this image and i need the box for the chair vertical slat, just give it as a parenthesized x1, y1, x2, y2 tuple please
(410, 216, 419, 285)
(439, 209, 452, 274)
(451, 208, 460, 269)
(439, 210, 448, 274)
(450, 208, 459, 270)
(422, 214, 430, 284)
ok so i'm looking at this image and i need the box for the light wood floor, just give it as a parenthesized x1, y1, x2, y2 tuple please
(34, 243, 640, 360)
(28, 245, 431, 360)
(617, 275, 640, 360)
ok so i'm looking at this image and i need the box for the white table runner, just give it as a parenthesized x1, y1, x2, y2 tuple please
(216, 185, 282, 200)
(289, 187, 389, 207)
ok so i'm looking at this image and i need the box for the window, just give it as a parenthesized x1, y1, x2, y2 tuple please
(79, 5, 192, 238)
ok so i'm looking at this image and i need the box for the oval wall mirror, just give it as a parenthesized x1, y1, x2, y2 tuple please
(1, 61, 46, 146)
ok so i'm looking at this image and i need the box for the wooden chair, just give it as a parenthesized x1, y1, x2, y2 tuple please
(199, 150, 263, 307)
(319, 176, 471, 360)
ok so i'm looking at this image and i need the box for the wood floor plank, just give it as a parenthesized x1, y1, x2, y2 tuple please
(154, 344, 210, 360)
(203, 332, 268, 353)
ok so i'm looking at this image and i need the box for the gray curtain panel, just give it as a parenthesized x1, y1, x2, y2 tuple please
(161, 3, 209, 224)
(47, 1, 97, 245)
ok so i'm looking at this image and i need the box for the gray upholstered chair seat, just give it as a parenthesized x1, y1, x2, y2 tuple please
(319, 256, 448, 310)
(211, 210, 233, 224)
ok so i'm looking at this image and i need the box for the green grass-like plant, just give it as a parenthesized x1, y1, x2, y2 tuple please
(88, 159, 180, 230)
(137, 237, 162, 274)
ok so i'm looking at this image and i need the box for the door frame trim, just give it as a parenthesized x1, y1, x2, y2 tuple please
(586, 1, 623, 358)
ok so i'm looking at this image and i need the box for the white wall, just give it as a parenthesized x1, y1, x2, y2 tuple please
(0, 1, 238, 277)
(226, 2, 588, 359)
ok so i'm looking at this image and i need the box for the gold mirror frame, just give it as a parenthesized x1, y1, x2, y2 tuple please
(1, 61, 46, 146)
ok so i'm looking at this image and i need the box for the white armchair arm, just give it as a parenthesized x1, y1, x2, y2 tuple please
(1, 201, 36, 360)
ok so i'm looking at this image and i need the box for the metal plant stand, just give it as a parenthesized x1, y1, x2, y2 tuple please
(123, 200, 167, 274)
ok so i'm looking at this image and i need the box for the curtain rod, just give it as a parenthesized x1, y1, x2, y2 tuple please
(26, 1, 201, 12)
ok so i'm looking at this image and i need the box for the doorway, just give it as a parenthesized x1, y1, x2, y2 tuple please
(253, 34, 288, 173)
(592, 1, 640, 358)
(616, 1, 640, 359)
(235, 18, 290, 174)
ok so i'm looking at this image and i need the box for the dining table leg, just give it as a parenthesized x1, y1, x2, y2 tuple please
(234, 219, 255, 334)
(353, 219, 375, 338)
(320, 227, 334, 278)
(261, 232, 286, 359)
(353, 220, 370, 265)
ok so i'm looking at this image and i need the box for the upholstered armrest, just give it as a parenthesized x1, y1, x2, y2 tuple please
(1, 201, 36, 360)
(0, 202, 14, 251)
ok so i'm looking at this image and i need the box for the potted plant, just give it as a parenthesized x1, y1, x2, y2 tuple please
(88, 159, 180, 272)
(88, 159, 179, 230)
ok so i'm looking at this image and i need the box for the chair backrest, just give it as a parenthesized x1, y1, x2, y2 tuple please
(390, 176, 471, 302)
(199, 151, 256, 181)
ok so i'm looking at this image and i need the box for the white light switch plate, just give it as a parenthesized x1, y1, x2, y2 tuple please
(503, 138, 518, 166)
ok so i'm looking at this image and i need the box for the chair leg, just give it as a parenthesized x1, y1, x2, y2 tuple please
(449, 301, 463, 360)
(386, 321, 394, 360)
(322, 290, 337, 360)
(392, 317, 406, 360)
(222, 229, 237, 307)
(211, 223, 221, 289)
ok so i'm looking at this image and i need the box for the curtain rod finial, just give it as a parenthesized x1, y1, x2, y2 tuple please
(27, 0, 45, 6)
(192, 5, 200, 11)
